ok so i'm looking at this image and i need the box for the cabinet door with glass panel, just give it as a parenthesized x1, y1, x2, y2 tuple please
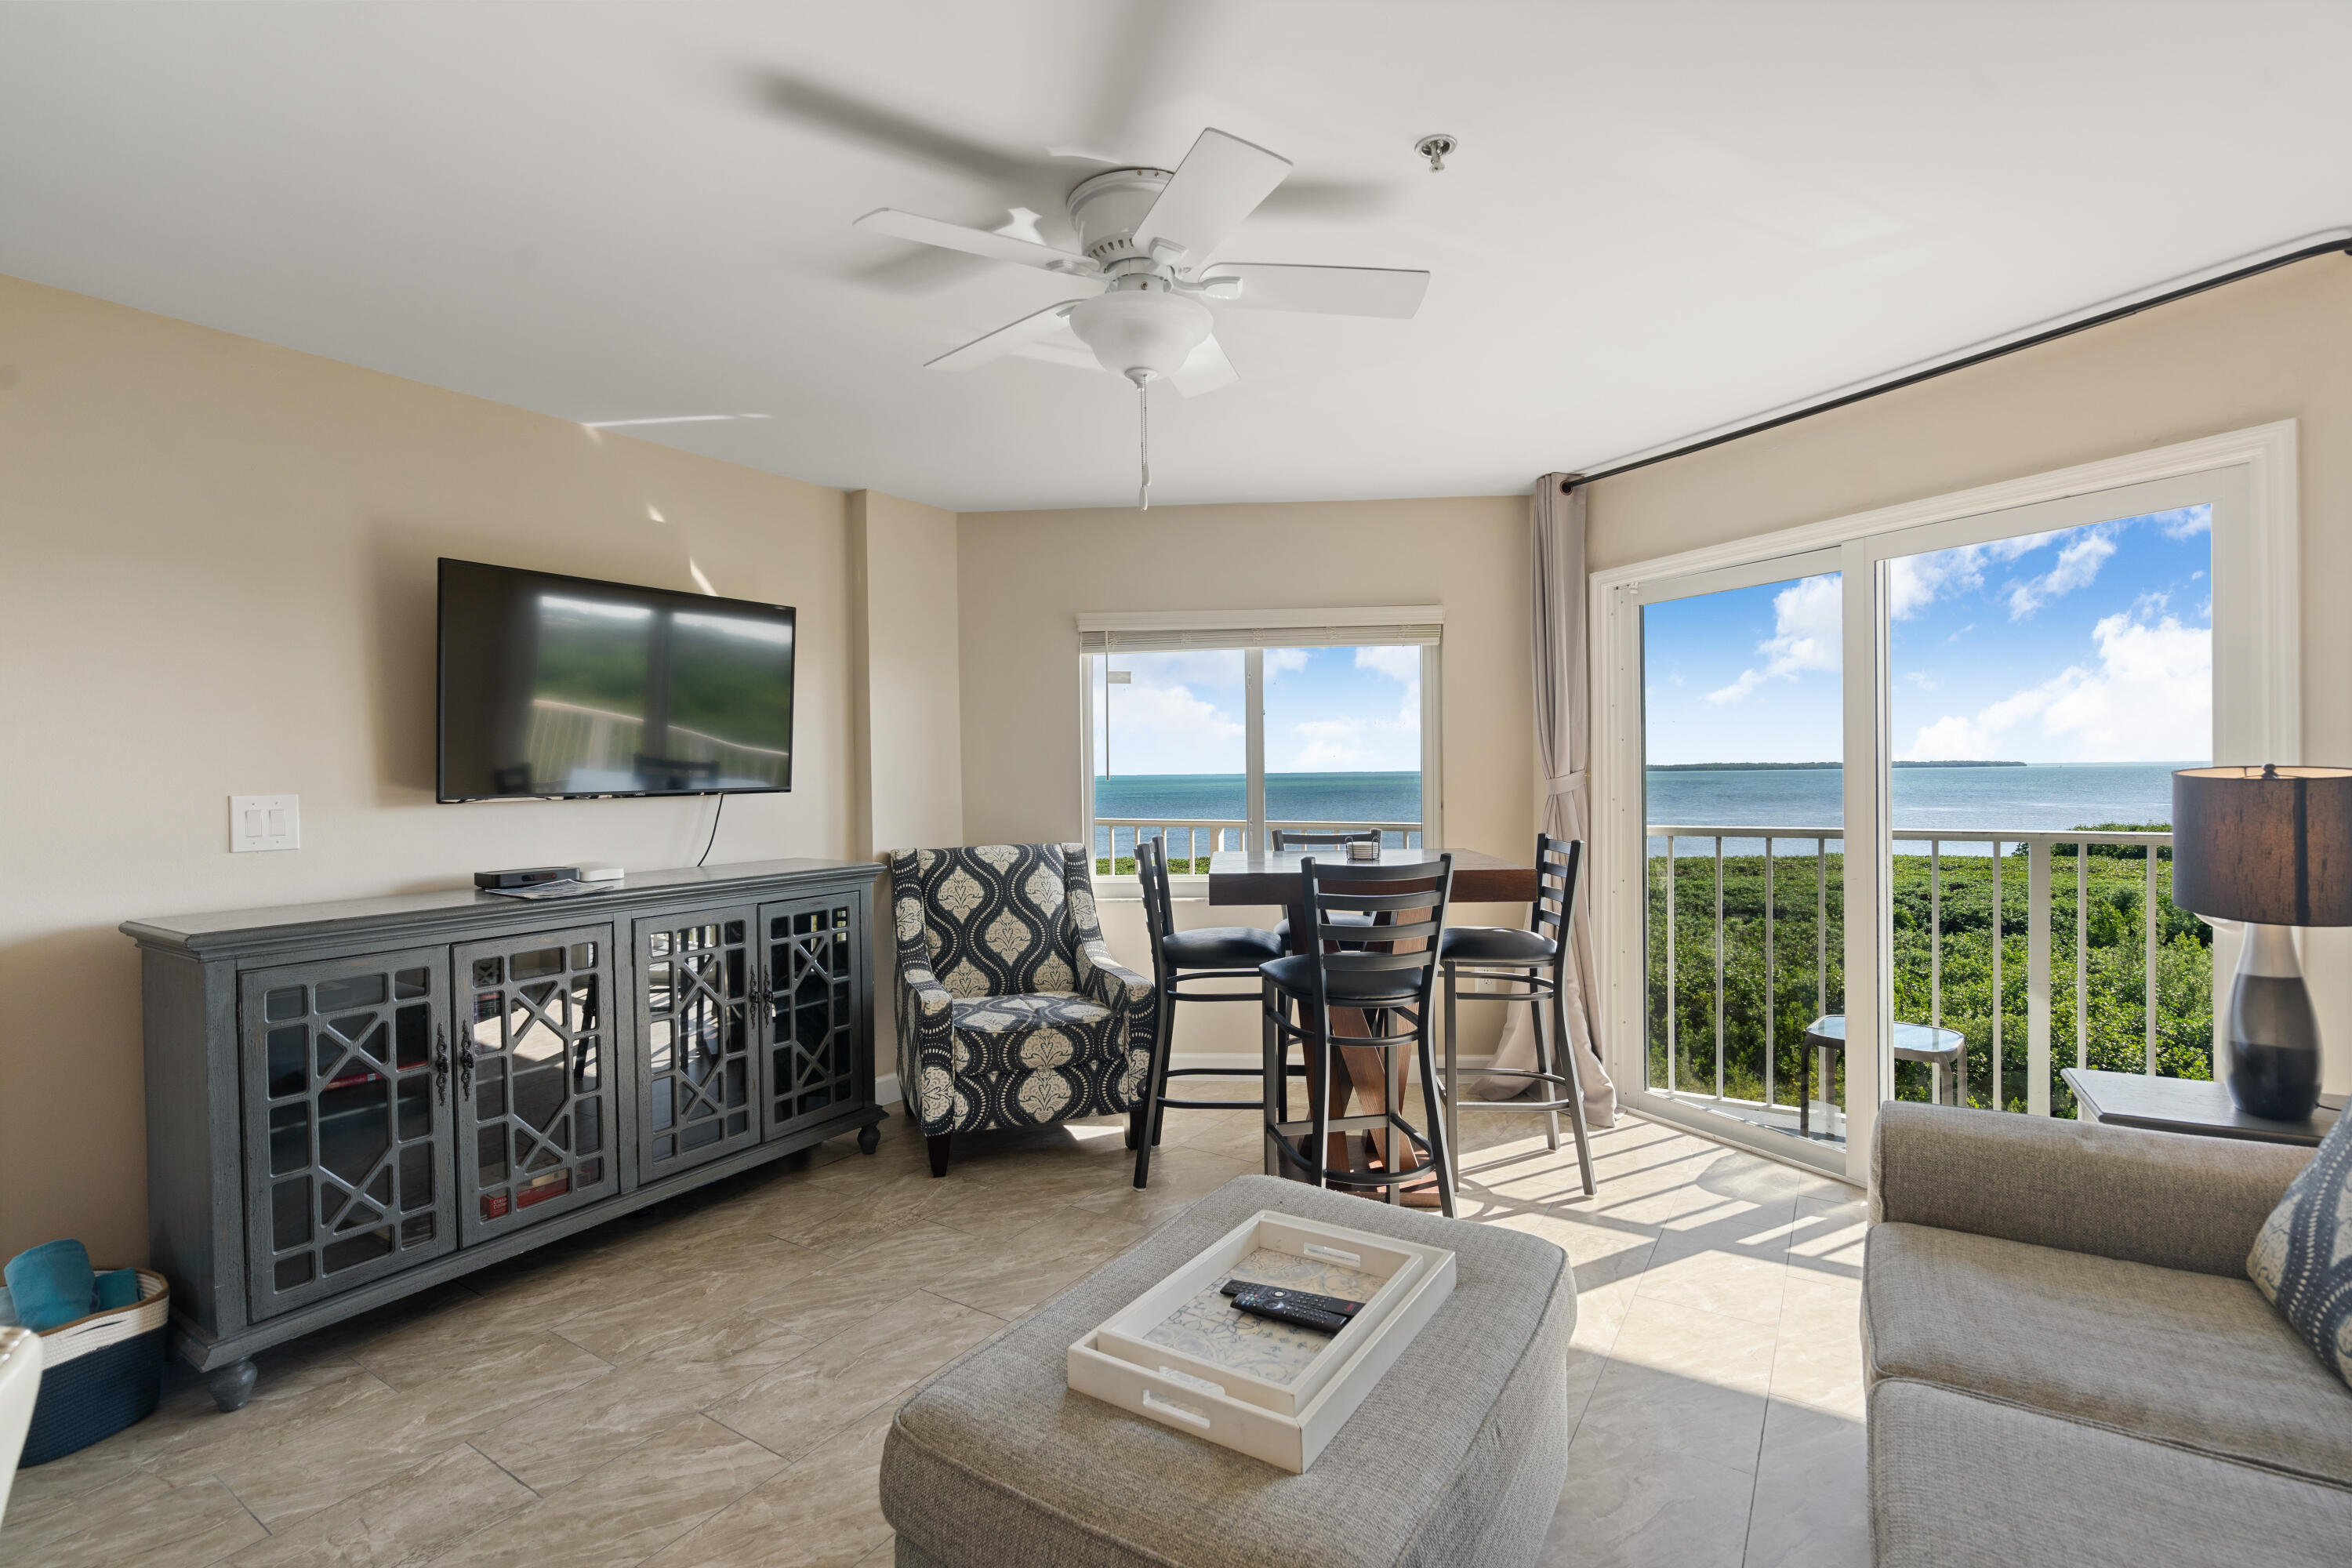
(633, 906, 764, 1181)
(757, 894, 866, 1142)
(452, 925, 619, 1243)
(239, 949, 456, 1319)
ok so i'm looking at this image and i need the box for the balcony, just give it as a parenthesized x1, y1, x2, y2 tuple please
(1646, 822, 2205, 1145)
(1093, 818, 1424, 875)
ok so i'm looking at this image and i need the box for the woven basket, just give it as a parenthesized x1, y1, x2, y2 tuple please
(13, 1268, 168, 1466)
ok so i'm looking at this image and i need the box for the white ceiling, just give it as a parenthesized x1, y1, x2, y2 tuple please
(4, 2, 2348, 512)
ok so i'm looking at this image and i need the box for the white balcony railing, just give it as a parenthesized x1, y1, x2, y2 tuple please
(1648, 824, 2188, 1131)
(1093, 819, 1425, 872)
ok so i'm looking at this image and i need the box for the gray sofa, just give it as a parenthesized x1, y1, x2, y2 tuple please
(1865, 1101, 2352, 1566)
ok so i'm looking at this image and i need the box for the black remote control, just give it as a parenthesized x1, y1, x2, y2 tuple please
(1229, 1290, 1348, 1334)
(1219, 1279, 1364, 1318)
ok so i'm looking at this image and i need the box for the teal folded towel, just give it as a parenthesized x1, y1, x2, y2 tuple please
(94, 1268, 142, 1312)
(5, 1239, 95, 1330)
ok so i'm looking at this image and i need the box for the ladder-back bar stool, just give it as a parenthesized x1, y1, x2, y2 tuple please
(1436, 833, 1596, 1197)
(1130, 836, 1290, 1189)
(1261, 853, 1457, 1214)
(1269, 828, 1382, 946)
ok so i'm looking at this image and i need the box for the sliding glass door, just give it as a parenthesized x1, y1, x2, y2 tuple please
(1599, 458, 2259, 1181)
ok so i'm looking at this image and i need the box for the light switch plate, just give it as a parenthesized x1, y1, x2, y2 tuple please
(230, 794, 300, 853)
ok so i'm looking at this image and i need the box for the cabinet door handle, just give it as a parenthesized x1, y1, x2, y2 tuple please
(459, 1036, 476, 1100)
(433, 1025, 449, 1105)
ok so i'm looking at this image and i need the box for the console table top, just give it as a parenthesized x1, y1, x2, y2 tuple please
(124, 855, 882, 953)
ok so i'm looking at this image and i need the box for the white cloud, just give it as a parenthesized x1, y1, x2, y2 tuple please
(1706, 573, 1840, 703)
(1888, 546, 1982, 619)
(1116, 650, 1244, 688)
(2151, 506, 2212, 540)
(2005, 531, 2116, 619)
(1901, 611, 2209, 763)
(1354, 645, 1421, 681)
(1099, 655, 1244, 772)
(1265, 648, 1309, 681)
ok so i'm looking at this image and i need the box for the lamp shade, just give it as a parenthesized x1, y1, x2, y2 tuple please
(2172, 765, 2352, 927)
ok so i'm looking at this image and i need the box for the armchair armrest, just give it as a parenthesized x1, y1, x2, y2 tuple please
(895, 952, 956, 1132)
(1077, 938, 1156, 1104)
(1871, 1101, 2312, 1277)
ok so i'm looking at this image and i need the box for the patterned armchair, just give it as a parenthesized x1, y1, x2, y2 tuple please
(888, 844, 1157, 1177)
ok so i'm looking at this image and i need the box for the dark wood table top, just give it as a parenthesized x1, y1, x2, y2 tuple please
(2062, 1067, 2342, 1146)
(1206, 846, 1536, 906)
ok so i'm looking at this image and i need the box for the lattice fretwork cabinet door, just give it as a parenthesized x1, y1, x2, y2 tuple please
(758, 894, 869, 1141)
(451, 924, 620, 1244)
(238, 949, 457, 1319)
(632, 906, 764, 1181)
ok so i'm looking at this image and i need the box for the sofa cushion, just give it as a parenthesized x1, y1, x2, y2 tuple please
(2248, 1111, 2352, 1391)
(1869, 1378, 2352, 1567)
(1865, 1221, 2352, 1490)
(880, 1174, 1576, 1568)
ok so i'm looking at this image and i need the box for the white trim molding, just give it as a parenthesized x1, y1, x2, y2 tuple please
(1588, 420, 2300, 1184)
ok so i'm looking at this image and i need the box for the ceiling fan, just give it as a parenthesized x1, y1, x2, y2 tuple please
(851, 127, 1431, 506)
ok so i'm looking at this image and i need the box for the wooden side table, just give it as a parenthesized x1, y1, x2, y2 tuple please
(2062, 1067, 2342, 1145)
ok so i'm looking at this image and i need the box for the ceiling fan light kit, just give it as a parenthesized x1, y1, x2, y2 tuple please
(854, 125, 1432, 507)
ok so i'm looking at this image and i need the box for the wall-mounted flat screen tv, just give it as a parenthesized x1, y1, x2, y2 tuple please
(437, 558, 794, 801)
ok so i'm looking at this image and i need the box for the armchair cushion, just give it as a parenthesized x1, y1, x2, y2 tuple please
(949, 993, 1116, 1076)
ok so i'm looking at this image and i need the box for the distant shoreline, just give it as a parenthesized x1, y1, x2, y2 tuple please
(1647, 760, 2026, 771)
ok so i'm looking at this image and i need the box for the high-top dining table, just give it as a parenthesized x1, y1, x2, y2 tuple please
(1207, 846, 1539, 1199)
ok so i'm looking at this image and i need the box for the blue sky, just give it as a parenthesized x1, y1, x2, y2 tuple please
(1643, 505, 2212, 765)
(1091, 645, 1421, 775)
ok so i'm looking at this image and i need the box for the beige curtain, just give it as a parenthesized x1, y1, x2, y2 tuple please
(1475, 474, 1617, 1123)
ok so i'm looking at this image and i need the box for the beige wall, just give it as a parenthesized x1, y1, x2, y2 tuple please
(0, 276, 863, 1261)
(1583, 254, 2352, 1089)
(955, 496, 1537, 1058)
(849, 491, 964, 857)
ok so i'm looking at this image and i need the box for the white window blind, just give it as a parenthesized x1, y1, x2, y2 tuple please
(1076, 605, 1443, 652)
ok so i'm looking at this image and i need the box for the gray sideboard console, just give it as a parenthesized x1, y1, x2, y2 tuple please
(123, 857, 886, 1411)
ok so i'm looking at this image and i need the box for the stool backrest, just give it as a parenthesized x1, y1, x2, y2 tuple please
(1298, 854, 1454, 1012)
(1532, 835, 1582, 960)
(1134, 836, 1175, 986)
(1271, 828, 1381, 850)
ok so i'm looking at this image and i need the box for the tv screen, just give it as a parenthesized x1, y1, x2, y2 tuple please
(437, 558, 794, 800)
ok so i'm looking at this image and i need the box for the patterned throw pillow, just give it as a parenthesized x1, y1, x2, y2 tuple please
(2247, 1112, 2352, 1389)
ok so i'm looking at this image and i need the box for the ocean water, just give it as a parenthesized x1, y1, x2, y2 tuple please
(1647, 762, 2195, 856)
(1092, 764, 2191, 858)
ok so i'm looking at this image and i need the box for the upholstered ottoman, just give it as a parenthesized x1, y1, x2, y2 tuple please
(880, 1174, 1575, 1568)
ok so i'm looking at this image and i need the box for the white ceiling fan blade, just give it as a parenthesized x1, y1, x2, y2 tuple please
(1196, 263, 1430, 319)
(1134, 129, 1290, 260)
(926, 300, 1094, 371)
(854, 209, 1097, 276)
(1169, 334, 1238, 397)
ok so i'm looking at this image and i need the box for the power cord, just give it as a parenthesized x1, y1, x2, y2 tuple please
(696, 793, 727, 867)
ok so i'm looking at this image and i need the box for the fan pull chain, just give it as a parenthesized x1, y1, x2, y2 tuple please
(1137, 376, 1151, 510)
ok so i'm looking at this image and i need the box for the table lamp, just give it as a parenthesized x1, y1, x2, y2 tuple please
(2172, 764, 2352, 1121)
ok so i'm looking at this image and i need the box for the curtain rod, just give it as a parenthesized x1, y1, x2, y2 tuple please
(1561, 231, 2352, 494)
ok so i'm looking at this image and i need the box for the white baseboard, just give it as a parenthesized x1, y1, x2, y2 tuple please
(876, 1072, 898, 1108)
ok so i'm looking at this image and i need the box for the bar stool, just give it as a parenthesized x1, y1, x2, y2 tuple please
(1269, 828, 1381, 946)
(1130, 837, 1291, 1188)
(1260, 854, 1457, 1215)
(1435, 833, 1596, 1197)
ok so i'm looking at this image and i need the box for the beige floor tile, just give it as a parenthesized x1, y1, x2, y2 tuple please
(1063, 1145, 1258, 1229)
(1740, 1399, 1869, 1568)
(1543, 1432, 1756, 1568)
(223, 1443, 534, 1568)
(1770, 1278, 1867, 1421)
(706, 1290, 1003, 1459)
(215, 1333, 609, 1527)
(473, 1311, 816, 1490)
(924, 1206, 1149, 1318)
(429, 1416, 785, 1568)
(744, 1221, 1005, 1343)
(1579, 1297, 1778, 1475)
(1635, 1226, 1791, 1327)
(0, 1470, 266, 1568)
(641, 1406, 894, 1568)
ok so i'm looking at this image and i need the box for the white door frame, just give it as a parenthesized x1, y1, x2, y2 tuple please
(1590, 421, 2299, 1186)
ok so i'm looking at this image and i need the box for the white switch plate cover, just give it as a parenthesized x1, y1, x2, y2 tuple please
(230, 794, 300, 853)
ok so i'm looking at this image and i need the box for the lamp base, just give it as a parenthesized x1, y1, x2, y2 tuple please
(2226, 924, 2322, 1123)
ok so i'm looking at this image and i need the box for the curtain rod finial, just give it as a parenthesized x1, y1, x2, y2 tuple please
(1559, 473, 1588, 494)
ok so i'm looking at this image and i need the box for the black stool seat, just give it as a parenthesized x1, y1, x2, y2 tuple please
(1439, 926, 1558, 964)
(1161, 926, 1286, 967)
(1260, 953, 1425, 1005)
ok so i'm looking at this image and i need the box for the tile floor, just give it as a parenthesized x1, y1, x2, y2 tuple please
(0, 1091, 1870, 1568)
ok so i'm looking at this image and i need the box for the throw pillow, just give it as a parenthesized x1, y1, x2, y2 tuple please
(2247, 1110, 2352, 1389)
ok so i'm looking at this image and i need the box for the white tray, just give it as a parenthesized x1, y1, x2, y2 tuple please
(1067, 1210, 1455, 1472)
